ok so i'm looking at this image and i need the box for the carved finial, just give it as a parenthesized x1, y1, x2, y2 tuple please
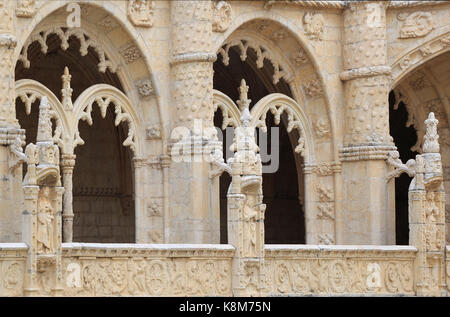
(237, 79, 251, 111)
(423, 112, 440, 153)
(36, 97, 53, 143)
(61, 66, 73, 111)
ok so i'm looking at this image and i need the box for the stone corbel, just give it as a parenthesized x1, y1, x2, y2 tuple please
(8, 136, 27, 172)
(386, 150, 416, 182)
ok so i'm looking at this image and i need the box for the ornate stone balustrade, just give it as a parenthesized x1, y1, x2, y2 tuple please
(61, 243, 234, 297)
(263, 245, 417, 296)
(0, 243, 28, 296)
(1, 243, 450, 296)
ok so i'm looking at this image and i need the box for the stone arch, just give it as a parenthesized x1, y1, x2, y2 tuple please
(72, 84, 142, 157)
(13, 1, 165, 145)
(213, 16, 336, 244)
(390, 30, 450, 89)
(213, 13, 337, 157)
(389, 42, 450, 244)
(15, 79, 70, 151)
(250, 93, 315, 164)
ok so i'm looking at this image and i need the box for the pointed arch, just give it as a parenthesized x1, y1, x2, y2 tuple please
(73, 84, 142, 157)
(213, 89, 241, 130)
(250, 93, 315, 164)
(15, 79, 69, 152)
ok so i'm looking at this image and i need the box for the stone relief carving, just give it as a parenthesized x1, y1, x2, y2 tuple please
(302, 77, 323, 98)
(303, 12, 325, 41)
(263, 255, 414, 295)
(62, 258, 231, 296)
(18, 27, 116, 73)
(272, 29, 287, 42)
(408, 72, 429, 90)
(128, 0, 153, 27)
(398, 11, 434, 39)
(97, 15, 120, 31)
(146, 125, 161, 140)
(147, 199, 162, 217)
(136, 79, 154, 97)
(8, 136, 27, 172)
(291, 49, 309, 66)
(15, 0, 36, 18)
(212, 1, 232, 33)
(3, 262, 23, 294)
(315, 118, 330, 138)
(119, 44, 142, 64)
(317, 233, 335, 245)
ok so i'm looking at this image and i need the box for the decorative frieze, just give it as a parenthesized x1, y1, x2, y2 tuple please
(304, 161, 342, 176)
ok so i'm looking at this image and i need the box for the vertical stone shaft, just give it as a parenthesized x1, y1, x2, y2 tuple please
(61, 155, 76, 243)
(409, 114, 446, 296)
(339, 2, 396, 244)
(169, 0, 218, 243)
(0, 0, 25, 242)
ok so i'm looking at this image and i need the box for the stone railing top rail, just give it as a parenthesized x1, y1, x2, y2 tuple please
(62, 243, 236, 257)
(0, 243, 28, 251)
(265, 244, 418, 257)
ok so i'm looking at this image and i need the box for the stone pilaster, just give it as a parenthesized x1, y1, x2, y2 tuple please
(168, 0, 219, 243)
(0, 0, 26, 242)
(61, 154, 76, 243)
(339, 1, 396, 244)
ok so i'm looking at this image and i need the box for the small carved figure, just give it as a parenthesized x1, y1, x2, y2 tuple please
(37, 187, 54, 254)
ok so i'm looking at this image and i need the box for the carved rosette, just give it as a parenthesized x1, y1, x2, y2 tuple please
(398, 11, 434, 39)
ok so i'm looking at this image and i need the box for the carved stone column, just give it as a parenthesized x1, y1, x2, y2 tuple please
(61, 154, 76, 243)
(0, 0, 26, 242)
(227, 108, 266, 297)
(169, 0, 219, 243)
(339, 1, 396, 244)
(22, 97, 64, 296)
(409, 113, 447, 296)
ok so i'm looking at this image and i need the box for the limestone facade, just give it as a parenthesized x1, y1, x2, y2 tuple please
(0, 0, 449, 296)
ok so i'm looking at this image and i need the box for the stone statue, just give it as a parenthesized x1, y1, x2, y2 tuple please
(36, 187, 54, 254)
